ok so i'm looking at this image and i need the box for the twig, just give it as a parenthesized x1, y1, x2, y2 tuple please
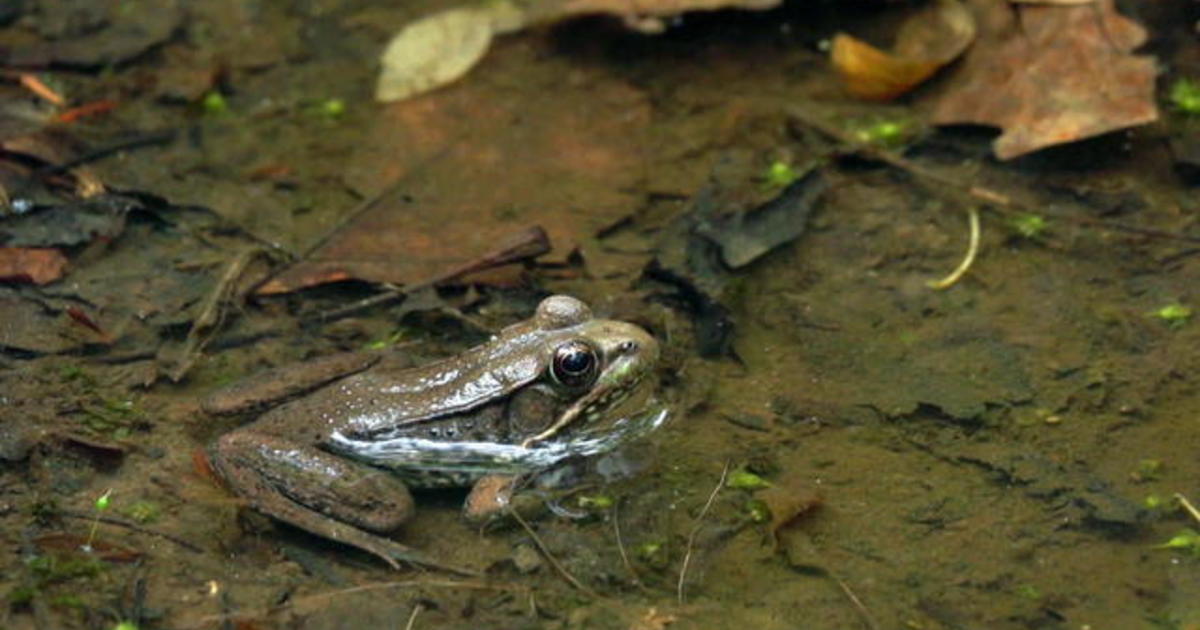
(612, 499, 650, 593)
(927, 206, 981, 290)
(169, 247, 264, 382)
(788, 107, 1200, 245)
(678, 459, 731, 604)
(403, 601, 423, 630)
(58, 510, 203, 553)
(181, 579, 523, 629)
(306, 226, 550, 324)
(829, 571, 882, 630)
(509, 507, 598, 598)
(1175, 493, 1200, 525)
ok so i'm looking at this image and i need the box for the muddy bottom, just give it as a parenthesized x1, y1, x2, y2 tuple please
(2, 1, 1200, 629)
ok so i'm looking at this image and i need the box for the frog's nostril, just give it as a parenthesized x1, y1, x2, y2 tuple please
(619, 341, 637, 353)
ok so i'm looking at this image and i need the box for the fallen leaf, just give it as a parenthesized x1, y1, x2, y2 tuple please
(831, 0, 976, 101)
(376, 7, 501, 103)
(757, 472, 822, 547)
(930, 0, 1157, 159)
(376, 0, 781, 102)
(2, 0, 181, 68)
(0, 247, 67, 284)
(271, 47, 649, 294)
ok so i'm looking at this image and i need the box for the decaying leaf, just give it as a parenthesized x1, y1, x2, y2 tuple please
(757, 472, 822, 547)
(930, 0, 1157, 159)
(831, 0, 976, 101)
(375, 7, 503, 103)
(0, 247, 68, 284)
(276, 50, 650, 294)
(376, 0, 782, 102)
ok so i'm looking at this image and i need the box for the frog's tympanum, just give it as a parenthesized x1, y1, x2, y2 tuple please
(204, 295, 662, 570)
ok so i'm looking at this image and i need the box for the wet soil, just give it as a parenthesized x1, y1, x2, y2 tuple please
(2, 2, 1200, 629)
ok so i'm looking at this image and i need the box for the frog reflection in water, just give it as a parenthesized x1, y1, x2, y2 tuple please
(204, 295, 661, 570)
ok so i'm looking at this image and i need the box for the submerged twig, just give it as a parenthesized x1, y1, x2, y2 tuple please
(788, 107, 1200, 246)
(678, 459, 731, 604)
(59, 510, 203, 553)
(306, 225, 551, 324)
(1175, 493, 1200, 525)
(403, 602, 423, 630)
(829, 571, 882, 630)
(169, 247, 265, 382)
(181, 579, 524, 629)
(510, 507, 598, 598)
(927, 206, 981, 290)
(613, 499, 650, 593)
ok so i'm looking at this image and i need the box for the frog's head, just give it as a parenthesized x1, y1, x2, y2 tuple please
(523, 296, 659, 448)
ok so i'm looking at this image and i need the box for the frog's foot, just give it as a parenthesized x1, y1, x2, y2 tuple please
(210, 431, 476, 575)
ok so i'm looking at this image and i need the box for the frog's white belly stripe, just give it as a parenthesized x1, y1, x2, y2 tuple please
(326, 405, 669, 478)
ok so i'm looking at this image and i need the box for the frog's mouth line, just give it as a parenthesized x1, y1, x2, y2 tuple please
(326, 404, 670, 478)
(522, 351, 647, 448)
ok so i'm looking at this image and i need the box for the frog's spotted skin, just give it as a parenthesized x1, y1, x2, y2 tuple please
(205, 295, 661, 571)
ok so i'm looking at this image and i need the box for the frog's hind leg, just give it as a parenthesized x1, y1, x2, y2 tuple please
(210, 431, 469, 574)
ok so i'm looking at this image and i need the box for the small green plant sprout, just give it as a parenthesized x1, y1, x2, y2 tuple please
(201, 91, 228, 115)
(82, 488, 112, 552)
(1130, 459, 1164, 483)
(575, 494, 614, 510)
(848, 116, 921, 149)
(726, 470, 771, 491)
(319, 98, 345, 119)
(1143, 494, 1166, 511)
(364, 330, 406, 351)
(1150, 303, 1192, 328)
(1168, 78, 1200, 115)
(745, 498, 771, 523)
(762, 160, 798, 190)
(1014, 584, 1041, 600)
(122, 500, 161, 524)
(113, 622, 139, 630)
(1008, 213, 1048, 239)
(1154, 528, 1200, 554)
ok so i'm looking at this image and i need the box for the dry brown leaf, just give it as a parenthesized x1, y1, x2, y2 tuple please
(930, 0, 1157, 159)
(832, 0, 976, 101)
(376, 0, 782, 102)
(757, 472, 822, 547)
(831, 35, 943, 101)
(375, 7, 507, 103)
(269, 47, 649, 294)
(0, 247, 68, 284)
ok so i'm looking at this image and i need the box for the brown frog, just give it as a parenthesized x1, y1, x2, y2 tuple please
(203, 295, 662, 570)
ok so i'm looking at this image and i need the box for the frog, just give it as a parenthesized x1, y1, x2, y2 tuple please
(202, 295, 662, 571)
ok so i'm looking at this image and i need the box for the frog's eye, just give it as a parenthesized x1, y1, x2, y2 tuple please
(551, 341, 598, 388)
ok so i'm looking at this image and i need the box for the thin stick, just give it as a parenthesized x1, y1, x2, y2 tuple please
(59, 510, 204, 553)
(509, 508, 598, 598)
(305, 226, 550, 324)
(927, 206, 981, 290)
(181, 579, 524, 629)
(612, 500, 649, 593)
(170, 247, 263, 382)
(404, 601, 423, 630)
(1175, 493, 1200, 525)
(829, 571, 882, 630)
(678, 459, 731, 604)
(788, 107, 1200, 246)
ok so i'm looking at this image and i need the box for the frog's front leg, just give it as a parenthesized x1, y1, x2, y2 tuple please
(210, 430, 447, 571)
